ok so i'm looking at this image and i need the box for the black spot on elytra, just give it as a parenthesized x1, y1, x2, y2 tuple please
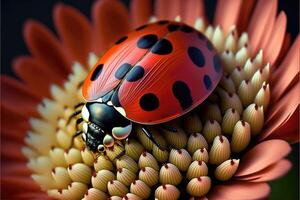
(115, 63, 132, 80)
(188, 47, 205, 67)
(139, 93, 159, 111)
(136, 24, 148, 31)
(115, 36, 128, 45)
(203, 75, 212, 90)
(151, 39, 173, 55)
(158, 20, 169, 25)
(168, 24, 180, 32)
(206, 40, 214, 51)
(213, 55, 222, 73)
(198, 32, 206, 40)
(90, 64, 103, 81)
(126, 66, 145, 82)
(180, 25, 194, 33)
(137, 34, 158, 49)
(172, 81, 193, 110)
(111, 89, 121, 107)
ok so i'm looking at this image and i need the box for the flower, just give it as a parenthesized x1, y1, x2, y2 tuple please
(1, 0, 299, 199)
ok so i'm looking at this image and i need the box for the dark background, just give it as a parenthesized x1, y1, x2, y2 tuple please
(1, 0, 299, 199)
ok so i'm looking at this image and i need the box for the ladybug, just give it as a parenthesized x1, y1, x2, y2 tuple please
(71, 21, 223, 152)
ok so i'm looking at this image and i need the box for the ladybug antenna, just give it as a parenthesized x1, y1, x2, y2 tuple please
(66, 110, 82, 125)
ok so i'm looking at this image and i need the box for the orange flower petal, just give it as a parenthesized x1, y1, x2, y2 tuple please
(182, 0, 205, 26)
(92, 0, 130, 54)
(271, 35, 300, 101)
(235, 140, 291, 177)
(155, 0, 181, 20)
(53, 4, 93, 65)
(2, 129, 25, 143)
(1, 141, 26, 162)
(236, 159, 292, 182)
(2, 176, 41, 197)
(214, 0, 242, 34)
(208, 182, 270, 200)
(236, 0, 256, 33)
(23, 20, 71, 75)
(1, 106, 30, 133)
(260, 82, 299, 142)
(15, 192, 50, 200)
(264, 12, 287, 65)
(2, 162, 31, 176)
(130, 0, 152, 28)
(247, 0, 277, 55)
(13, 56, 65, 98)
(1, 76, 40, 118)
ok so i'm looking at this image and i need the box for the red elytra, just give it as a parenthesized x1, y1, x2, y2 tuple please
(82, 21, 223, 125)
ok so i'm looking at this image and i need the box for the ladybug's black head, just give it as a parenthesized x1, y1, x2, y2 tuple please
(81, 102, 132, 152)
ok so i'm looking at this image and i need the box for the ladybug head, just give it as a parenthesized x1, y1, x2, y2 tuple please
(80, 102, 132, 152)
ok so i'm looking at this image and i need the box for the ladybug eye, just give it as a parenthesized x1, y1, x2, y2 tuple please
(97, 145, 105, 152)
(112, 123, 132, 140)
(103, 135, 114, 147)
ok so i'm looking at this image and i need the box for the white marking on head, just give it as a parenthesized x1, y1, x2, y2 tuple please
(83, 122, 88, 133)
(81, 105, 90, 121)
(96, 97, 103, 102)
(112, 123, 132, 140)
(114, 106, 126, 117)
(82, 133, 87, 141)
(107, 101, 113, 106)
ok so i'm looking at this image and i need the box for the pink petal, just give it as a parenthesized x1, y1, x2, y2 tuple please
(155, 0, 181, 20)
(247, 0, 277, 55)
(208, 181, 270, 200)
(259, 6, 277, 52)
(214, 0, 242, 34)
(264, 12, 287, 65)
(274, 33, 292, 68)
(1, 75, 40, 118)
(266, 107, 299, 143)
(260, 82, 300, 142)
(13, 56, 65, 98)
(53, 4, 93, 65)
(236, 0, 256, 33)
(235, 140, 291, 177)
(23, 20, 71, 75)
(271, 35, 300, 101)
(92, 0, 130, 54)
(236, 159, 292, 182)
(130, 0, 152, 28)
(182, 0, 205, 26)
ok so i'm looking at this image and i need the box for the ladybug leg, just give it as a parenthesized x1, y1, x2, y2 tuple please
(75, 117, 83, 130)
(160, 124, 178, 132)
(66, 110, 81, 125)
(69, 130, 83, 148)
(141, 126, 167, 151)
(74, 102, 85, 110)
